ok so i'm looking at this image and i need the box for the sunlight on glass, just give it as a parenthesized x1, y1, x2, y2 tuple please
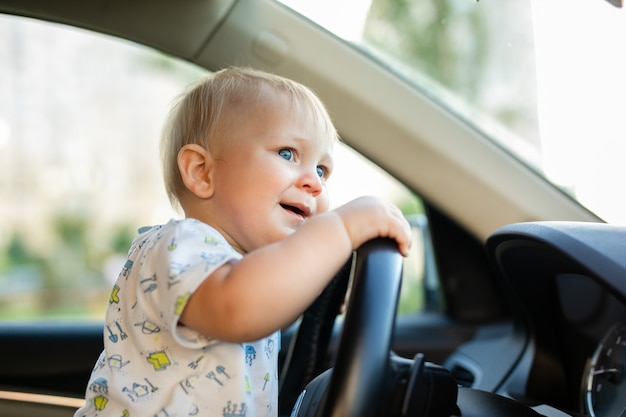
(532, 1, 626, 224)
(279, 0, 626, 225)
(280, 0, 371, 41)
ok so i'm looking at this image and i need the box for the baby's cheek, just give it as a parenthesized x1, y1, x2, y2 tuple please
(317, 189, 330, 214)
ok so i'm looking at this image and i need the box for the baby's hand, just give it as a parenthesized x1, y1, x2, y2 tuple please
(334, 196, 412, 256)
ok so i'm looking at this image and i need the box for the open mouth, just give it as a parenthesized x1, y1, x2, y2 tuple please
(280, 204, 306, 217)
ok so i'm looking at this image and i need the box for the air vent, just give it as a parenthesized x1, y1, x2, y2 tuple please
(449, 365, 475, 387)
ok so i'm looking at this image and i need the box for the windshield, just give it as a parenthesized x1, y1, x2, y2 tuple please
(279, 0, 626, 225)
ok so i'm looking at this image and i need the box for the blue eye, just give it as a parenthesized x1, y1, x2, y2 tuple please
(278, 148, 293, 161)
(316, 166, 325, 178)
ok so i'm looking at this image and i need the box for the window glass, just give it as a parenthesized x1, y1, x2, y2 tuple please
(0, 15, 203, 320)
(0, 15, 427, 320)
(331, 146, 428, 316)
(278, 0, 626, 225)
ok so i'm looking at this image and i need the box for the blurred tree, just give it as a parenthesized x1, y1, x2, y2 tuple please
(364, 0, 538, 144)
(4, 233, 36, 267)
(110, 226, 135, 254)
(0, 218, 137, 318)
(365, 0, 488, 101)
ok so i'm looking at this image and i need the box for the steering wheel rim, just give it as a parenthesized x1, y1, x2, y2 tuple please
(317, 238, 404, 417)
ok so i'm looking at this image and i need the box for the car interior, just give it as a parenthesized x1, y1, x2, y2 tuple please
(1, 1, 625, 417)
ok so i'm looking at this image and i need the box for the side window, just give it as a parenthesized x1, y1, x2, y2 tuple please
(0, 16, 203, 320)
(0, 15, 437, 321)
(328, 146, 437, 316)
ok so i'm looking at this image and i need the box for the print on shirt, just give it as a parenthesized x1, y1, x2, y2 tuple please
(121, 259, 134, 279)
(135, 318, 161, 335)
(205, 235, 222, 245)
(89, 377, 108, 395)
(106, 353, 130, 371)
(206, 365, 231, 386)
(188, 404, 199, 416)
(93, 395, 108, 412)
(244, 345, 256, 366)
(122, 377, 159, 402)
(140, 273, 158, 293)
(262, 373, 270, 391)
(179, 374, 201, 394)
(245, 375, 251, 394)
(110, 284, 121, 304)
(105, 320, 129, 344)
(146, 350, 172, 371)
(155, 408, 172, 417)
(200, 251, 229, 266)
(175, 292, 192, 316)
(223, 401, 247, 417)
(168, 262, 189, 287)
(188, 355, 204, 369)
(264, 337, 275, 359)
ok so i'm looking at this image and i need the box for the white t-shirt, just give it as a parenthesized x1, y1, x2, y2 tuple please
(75, 219, 280, 417)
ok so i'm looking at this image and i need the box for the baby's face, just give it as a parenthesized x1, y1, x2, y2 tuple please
(207, 92, 334, 253)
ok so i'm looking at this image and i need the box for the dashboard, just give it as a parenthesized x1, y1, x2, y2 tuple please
(444, 221, 626, 417)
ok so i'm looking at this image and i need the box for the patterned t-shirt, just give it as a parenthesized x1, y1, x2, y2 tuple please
(75, 218, 280, 417)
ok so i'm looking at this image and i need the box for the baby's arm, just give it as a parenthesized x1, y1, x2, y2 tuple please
(180, 196, 412, 343)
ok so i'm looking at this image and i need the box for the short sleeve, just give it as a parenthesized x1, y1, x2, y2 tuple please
(131, 219, 241, 347)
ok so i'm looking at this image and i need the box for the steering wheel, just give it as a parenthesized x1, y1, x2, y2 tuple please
(283, 238, 544, 417)
(289, 238, 404, 417)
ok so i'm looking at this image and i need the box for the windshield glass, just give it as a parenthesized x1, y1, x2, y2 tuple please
(278, 0, 626, 225)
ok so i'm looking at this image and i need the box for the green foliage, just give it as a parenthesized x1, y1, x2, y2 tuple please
(110, 226, 135, 254)
(397, 194, 424, 217)
(0, 214, 134, 320)
(4, 234, 36, 267)
(397, 275, 424, 315)
(366, 0, 488, 101)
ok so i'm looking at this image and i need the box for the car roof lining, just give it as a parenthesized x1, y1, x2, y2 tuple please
(0, 0, 236, 60)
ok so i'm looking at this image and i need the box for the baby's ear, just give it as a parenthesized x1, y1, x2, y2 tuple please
(178, 144, 215, 199)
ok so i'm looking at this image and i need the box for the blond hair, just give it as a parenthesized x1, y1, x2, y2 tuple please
(160, 67, 338, 211)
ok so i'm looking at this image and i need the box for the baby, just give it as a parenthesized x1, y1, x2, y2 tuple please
(75, 67, 412, 417)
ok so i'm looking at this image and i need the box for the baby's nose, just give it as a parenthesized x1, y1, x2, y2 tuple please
(297, 169, 323, 196)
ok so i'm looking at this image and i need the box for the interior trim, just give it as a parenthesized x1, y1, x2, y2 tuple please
(0, 390, 84, 408)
